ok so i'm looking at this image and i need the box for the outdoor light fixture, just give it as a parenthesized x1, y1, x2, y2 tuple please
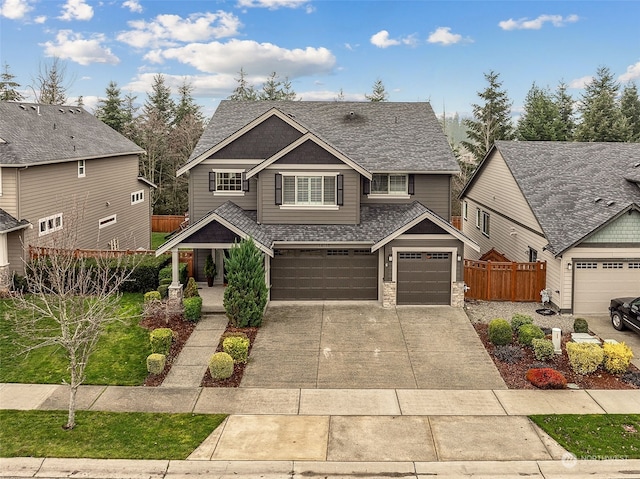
(388, 255, 393, 262)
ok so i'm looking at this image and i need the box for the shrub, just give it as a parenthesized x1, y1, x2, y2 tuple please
(144, 291, 162, 303)
(223, 335, 250, 364)
(146, 353, 166, 375)
(183, 296, 203, 322)
(116, 254, 170, 293)
(525, 368, 567, 389)
(184, 277, 200, 298)
(488, 318, 513, 346)
(158, 263, 188, 287)
(219, 331, 249, 346)
(518, 323, 545, 346)
(566, 342, 604, 375)
(511, 314, 533, 332)
(209, 352, 234, 380)
(532, 338, 555, 361)
(158, 284, 169, 299)
(159, 278, 172, 286)
(573, 318, 589, 333)
(603, 342, 634, 374)
(622, 371, 640, 388)
(494, 345, 524, 364)
(150, 328, 173, 355)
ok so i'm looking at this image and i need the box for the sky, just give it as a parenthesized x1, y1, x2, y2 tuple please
(1, 0, 639, 120)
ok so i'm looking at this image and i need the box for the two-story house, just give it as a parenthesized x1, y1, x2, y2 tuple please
(157, 101, 478, 306)
(0, 102, 153, 290)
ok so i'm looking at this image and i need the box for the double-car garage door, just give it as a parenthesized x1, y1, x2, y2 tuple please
(573, 260, 640, 314)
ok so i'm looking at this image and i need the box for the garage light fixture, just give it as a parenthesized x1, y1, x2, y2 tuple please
(388, 255, 393, 262)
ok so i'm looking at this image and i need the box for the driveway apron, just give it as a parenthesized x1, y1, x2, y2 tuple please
(241, 303, 506, 389)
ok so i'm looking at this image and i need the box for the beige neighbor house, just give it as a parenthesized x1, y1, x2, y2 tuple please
(158, 101, 479, 306)
(0, 102, 153, 290)
(460, 140, 640, 314)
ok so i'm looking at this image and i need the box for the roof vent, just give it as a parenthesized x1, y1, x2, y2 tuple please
(19, 104, 26, 110)
(59, 108, 64, 113)
(606, 200, 616, 207)
(594, 197, 602, 203)
(634, 162, 640, 168)
(69, 109, 74, 113)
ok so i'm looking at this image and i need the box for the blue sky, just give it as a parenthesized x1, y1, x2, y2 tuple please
(1, 0, 639, 119)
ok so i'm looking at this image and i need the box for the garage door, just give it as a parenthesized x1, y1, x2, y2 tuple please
(574, 260, 640, 314)
(397, 252, 451, 305)
(270, 249, 378, 300)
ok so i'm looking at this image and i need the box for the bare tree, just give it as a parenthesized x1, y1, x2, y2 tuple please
(32, 57, 74, 105)
(9, 201, 138, 430)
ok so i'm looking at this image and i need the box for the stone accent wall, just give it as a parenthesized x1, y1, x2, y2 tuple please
(0, 265, 10, 293)
(451, 281, 465, 308)
(382, 281, 396, 307)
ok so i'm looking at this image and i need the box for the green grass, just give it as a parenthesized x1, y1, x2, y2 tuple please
(531, 414, 640, 459)
(152, 232, 169, 250)
(0, 410, 226, 459)
(0, 293, 150, 385)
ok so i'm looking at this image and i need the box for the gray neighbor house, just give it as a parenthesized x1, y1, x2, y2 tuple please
(158, 101, 479, 306)
(0, 102, 153, 290)
(460, 141, 640, 314)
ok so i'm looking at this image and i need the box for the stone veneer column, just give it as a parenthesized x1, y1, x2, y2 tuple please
(451, 281, 465, 308)
(382, 281, 396, 307)
(0, 264, 10, 293)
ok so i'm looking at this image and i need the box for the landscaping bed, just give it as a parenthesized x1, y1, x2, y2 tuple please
(201, 325, 258, 387)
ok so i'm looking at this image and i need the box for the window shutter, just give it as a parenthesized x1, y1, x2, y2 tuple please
(209, 171, 216, 192)
(275, 173, 282, 205)
(363, 177, 370, 195)
(408, 174, 415, 195)
(242, 172, 249, 192)
(337, 174, 344, 206)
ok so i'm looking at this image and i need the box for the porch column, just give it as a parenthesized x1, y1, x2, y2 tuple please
(168, 248, 182, 302)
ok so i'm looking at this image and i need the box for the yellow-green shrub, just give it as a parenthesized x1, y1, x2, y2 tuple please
(532, 338, 555, 361)
(146, 353, 166, 375)
(518, 323, 545, 346)
(603, 342, 634, 374)
(150, 328, 173, 355)
(566, 342, 603, 375)
(488, 318, 513, 346)
(144, 291, 161, 302)
(223, 336, 250, 364)
(209, 352, 234, 380)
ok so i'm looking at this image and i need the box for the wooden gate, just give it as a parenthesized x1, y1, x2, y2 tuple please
(464, 260, 546, 302)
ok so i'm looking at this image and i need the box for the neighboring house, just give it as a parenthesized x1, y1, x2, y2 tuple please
(0, 102, 152, 290)
(158, 101, 478, 306)
(460, 140, 640, 314)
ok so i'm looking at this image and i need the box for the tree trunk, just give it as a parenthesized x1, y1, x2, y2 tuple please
(65, 384, 77, 430)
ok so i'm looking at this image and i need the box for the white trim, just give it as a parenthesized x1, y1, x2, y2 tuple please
(269, 164, 352, 170)
(98, 214, 117, 229)
(0, 167, 2, 196)
(280, 173, 338, 207)
(271, 241, 371, 247)
(202, 159, 262, 166)
(367, 194, 411, 200)
(213, 191, 245, 196)
(131, 189, 145, 205)
(279, 205, 340, 211)
(397, 234, 457, 240)
(279, 171, 340, 176)
(77, 159, 86, 178)
(392, 246, 458, 283)
(463, 201, 468, 220)
(38, 213, 63, 236)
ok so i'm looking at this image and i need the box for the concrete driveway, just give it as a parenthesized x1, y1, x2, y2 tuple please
(241, 303, 507, 389)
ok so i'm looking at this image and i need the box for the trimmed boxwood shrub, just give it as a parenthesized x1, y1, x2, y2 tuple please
(518, 323, 545, 346)
(158, 284, 169, 299)
(183, 296, 202, 322)
(146, 353, 166, 375)
(184, 277, 200, 298)
(525, 368, 567, 389)
(488, 318, 513, 346)
(209, 352, 234, 380)
(532, 338, 555, 361)
(223, 335, 250, 364)
(150, 328, 173, 355)
(573, 318, 589, 333)
(566, 342, 604, 375)
(144, 291, 161, 303)
(510, 314, 533, 332)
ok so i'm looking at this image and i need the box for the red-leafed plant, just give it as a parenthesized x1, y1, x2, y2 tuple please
(525, 368, 567, 389)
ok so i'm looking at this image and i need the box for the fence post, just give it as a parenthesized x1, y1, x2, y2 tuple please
(486, 261, 491, 301)
(511, 262, 517, 302)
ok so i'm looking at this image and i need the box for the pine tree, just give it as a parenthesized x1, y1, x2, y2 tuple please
(95, 81, 127, 133)
(553, 81, 575, 141)
(620, 82, 640, 142)
(0, 63, 25, 101)
(517, 83, 560, 140)
(259, 72, 297, 101)
(228, 68, 258, 101)
(575, 66, 626, 142)
(365, 78, 388, 102)
(461, 71, 514, 163)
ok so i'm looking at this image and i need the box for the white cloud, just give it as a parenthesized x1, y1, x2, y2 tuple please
(0, 0, 33, 19)
(34, 14, 46, 23)
(152, 39, 336, 78)
(499, 14, 579, 31)
(125, 72, 237, 98)
(427, 27, 463, 45)
(58, 0, 93, 21)
(619, 61, 640, 82)
(41, 30, 119, 65)
(569, 76, 592, 89)
(117, 11, 241, 48)
(370, 30, 400, 48)
(236, 0, 310, 9)
(122, 0, 142, 13)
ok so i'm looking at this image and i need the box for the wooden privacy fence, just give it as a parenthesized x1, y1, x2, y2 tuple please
(464, 260, 547, 302)
(152, 215, 187, 233)
(451, 216, 462, 230)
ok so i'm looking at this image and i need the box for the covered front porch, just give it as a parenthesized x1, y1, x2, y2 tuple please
(196, 283, 225, 314)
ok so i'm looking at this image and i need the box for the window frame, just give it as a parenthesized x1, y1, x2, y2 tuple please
(279, 172, 339, 209)
(214, 170, 244, 195)
(463, 201, 468, 220)
(38, 213, 63, 236)
(131, 190, 145, 205)
(528, 247, 537, 262)
(475, 208, 481, 229)
(98, 214, 117, 229)
(481, 211, 490, 237)
(78, 160, 86, 178)
(368, 173, 409, 197)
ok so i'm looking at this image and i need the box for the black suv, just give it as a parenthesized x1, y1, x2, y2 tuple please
(610, 297, 640, 335)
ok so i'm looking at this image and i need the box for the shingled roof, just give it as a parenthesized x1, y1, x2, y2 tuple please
(185, 101, 458, 173)
(0, 209, 30, 234)
(491, 141, 640, 255)
(0, 102, 144, 166)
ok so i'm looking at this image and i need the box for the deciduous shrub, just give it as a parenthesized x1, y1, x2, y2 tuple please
(157, 284, 169, 299)
(573, 318, 589, 333)
(184, 277, 200, 298)
(183, 296, 202, 322)
(566, 342, 604, 375)
(146, 353, 166, 375)
(511, 314, 533, 332)
(525, 368, 567, 389)
(144, 291, 161, 303)
(603, 342, 634, 374)
(494, 345, 524, 364)
(209, 352, 234, 380)
(150, 328, 173, 355)
(219, 331, 249, 346)
(532, 338, 555, 361)
(488, 318, 513, 346)
(223, 335, 250, 364)
(518, 323, 545, 346)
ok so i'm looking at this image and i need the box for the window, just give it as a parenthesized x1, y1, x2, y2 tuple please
(575, 262, 597, 269)
(528, 247, 537, 262)
(475, 208, 481, 229)
(602, 262, 623, 269)
(131, 190, 144, 205)
(78, 160, 85, 178)
(482, 212, 490, 237)
(38, 213, 63, 236)
(216, 172, 242, 191)
(283, 175, 336, 206)
(463, 201, 468, 220)
(371, 173, 408, 195)
(99, 214, 117, 229)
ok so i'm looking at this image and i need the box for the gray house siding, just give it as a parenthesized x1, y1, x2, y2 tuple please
(0, 167, 18, 217)
(7, 230, 24, 275)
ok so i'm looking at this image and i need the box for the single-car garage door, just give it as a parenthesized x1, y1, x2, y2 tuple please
(573, 260, 640, 314)
(397, 252, 451, 305)
(270, 249, 378, 300)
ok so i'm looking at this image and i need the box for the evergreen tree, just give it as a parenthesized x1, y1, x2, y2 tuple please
(461, 70, 514, 163)
(0, 63, 24, 101)
(620, 82, 640, 142)
(228, 68, 258, 101)
(365, 78, 388, 102)
(95, 81, 127, 133)
(259, 71, 297, 100)
(174, 79, 204, 125)
(335, 88, 345, 101)
(34, 57, 71, 105)
(121, 91, 140, 144)
(76, 95, 84, 107)
(517, 83, 560, 140)
(553, 81, 575, 141)
(575, 66, 626, 142)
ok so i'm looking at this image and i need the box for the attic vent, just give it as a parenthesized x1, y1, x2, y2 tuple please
(68, 109, 75, 113)
(59, 108, 64, 113)
(634, 162, 640, 168)
(76, 108, 81, 113)
(19, 104, 26, 110)
(606, 200, 616, 207)
(30, 105, 36, 110)
(594, 197, 602, 203)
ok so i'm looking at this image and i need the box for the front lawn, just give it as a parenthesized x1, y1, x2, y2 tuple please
(0, 293, 150, 385)
(0, 410, 226, 459)
(531, 414, 640, 459)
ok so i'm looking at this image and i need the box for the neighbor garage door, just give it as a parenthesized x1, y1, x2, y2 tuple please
(397, 252, 451, 305)
(270, 249, 378, 300)
(573, 260, 640, 314)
